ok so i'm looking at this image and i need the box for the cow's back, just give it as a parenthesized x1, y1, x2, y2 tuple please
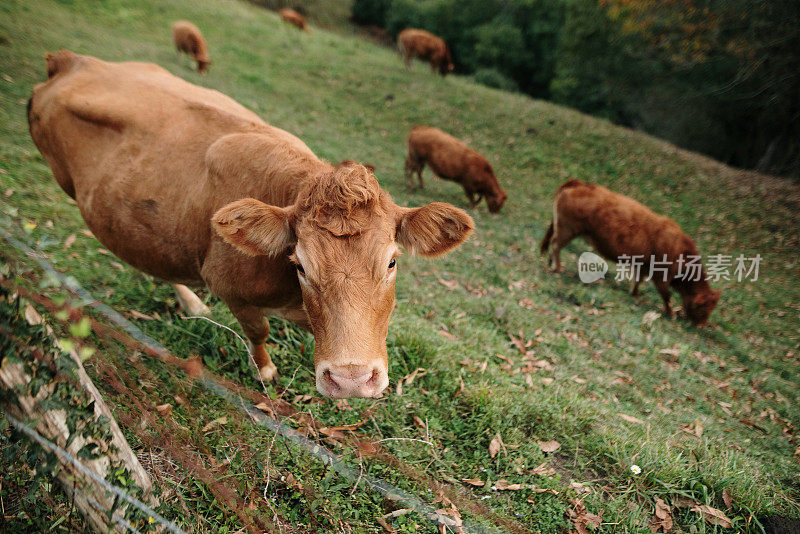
(555, 182, 685, 261)
(398, 29, 440, 57)
(29, 51, 319, 283)
(409, 126, 475, 179)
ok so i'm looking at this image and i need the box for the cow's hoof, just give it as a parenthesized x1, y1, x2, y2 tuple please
(259, 363, 279, 382)
(187, 301, 211, 316)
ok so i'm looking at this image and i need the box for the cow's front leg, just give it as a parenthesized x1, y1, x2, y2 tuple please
(171, 284, 210, 316)
(228, 303, 278, 381)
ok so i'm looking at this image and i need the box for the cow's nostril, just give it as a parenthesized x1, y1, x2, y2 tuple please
(322, 369, 340, 393)
(365, 368, 380, 388)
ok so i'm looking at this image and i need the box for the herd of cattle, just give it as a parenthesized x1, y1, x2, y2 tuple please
(25, 13, 720, 399)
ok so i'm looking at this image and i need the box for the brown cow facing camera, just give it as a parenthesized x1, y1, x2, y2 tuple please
(397, 28, 454, 76)
(406, 126, 507, 213)
(28, 51, 474, 399)
(280, 8, 310, 32)
(172, 20, 211, 73)
(540, 180, 721, 326)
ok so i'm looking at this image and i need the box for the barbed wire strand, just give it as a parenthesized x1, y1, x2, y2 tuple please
(2, 411, 187, 534)
(0, 226, 505, 534)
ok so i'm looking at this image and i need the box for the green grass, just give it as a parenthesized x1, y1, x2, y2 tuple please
(1, 0, 799, 531)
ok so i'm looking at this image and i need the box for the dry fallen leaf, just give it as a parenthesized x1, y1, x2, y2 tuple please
(568, 498, 602, 534)
(489, 433, 506, 458)
(618, 413, 646, 425)
(527, 462, 556, 476)
(437, 277, 459, 291)
(438, 330, 456, 340)
(63, 233, 76, 250)
(722, 489, 733, 509)
(202, 416, 227, 432)
(538, 440, 561, 453)
(691, 504, 732, 528)
(694, 419, 704, 437)
(254, 402, 276, 418)
(495, 479, 523, 491)
(461, 478, 485, 487)
(649, 496, 673, 532)
(155, 403, 173, 416)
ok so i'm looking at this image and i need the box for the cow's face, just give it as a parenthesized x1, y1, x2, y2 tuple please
(213, 163, 473, 398)
(487, 189, 507, 214)
(685, 288, 721, 326)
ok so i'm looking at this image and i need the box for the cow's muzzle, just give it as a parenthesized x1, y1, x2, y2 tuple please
(316, 362, 388, 398)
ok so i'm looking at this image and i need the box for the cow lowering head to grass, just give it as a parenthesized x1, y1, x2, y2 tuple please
(28, 51, 474, 398)
(279, 8, 310, 33)
(397, 29, 454, 76)
(405, 126, 507, 213)
(540, 179, 721, 326)
(172, 20, 211, 73)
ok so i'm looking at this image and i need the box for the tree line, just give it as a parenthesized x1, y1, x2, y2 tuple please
(352, 0, 800, 178)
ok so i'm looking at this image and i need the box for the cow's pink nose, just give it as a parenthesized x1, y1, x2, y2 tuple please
(316, 363, 388, 398)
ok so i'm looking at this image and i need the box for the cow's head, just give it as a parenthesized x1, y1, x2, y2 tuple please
(487, 189, 507, 214)
(212, 162, 473, 398)
(684, 287, 721, 327)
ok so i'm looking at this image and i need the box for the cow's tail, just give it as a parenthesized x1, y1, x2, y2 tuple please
(540, 220, 554, 254)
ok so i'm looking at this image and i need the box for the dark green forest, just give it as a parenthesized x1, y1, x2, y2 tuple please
(352, 0, 800, 178)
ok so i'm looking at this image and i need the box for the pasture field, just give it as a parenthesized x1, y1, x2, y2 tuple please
(1, 0, 799, 532)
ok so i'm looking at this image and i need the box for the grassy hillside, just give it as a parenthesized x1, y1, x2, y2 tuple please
(1, 0, 799, 532)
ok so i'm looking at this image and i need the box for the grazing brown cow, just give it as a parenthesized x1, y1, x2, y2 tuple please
(29, 51, 474, 398)
(279, 8, 310, 32)
(397, 29, 454, 76)
(540, 180, 720, 325)
(172, 20, 211, 73)
(406, 126, 507, 213)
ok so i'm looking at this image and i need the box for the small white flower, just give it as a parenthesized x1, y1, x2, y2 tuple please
(630, 464, 642, 475)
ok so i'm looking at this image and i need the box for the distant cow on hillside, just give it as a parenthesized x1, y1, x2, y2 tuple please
(172, 20, 211, 73)
(280, 8, 309, 32)
(406, 126, 507, 213)
(540, 179, 721, 326)
(397, 29, 453, 76)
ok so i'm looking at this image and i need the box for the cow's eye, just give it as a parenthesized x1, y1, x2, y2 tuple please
(388, 258, 396, 269)
(295, 263, 305, 276)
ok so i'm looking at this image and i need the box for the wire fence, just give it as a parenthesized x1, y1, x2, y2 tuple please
(0, 225, 508, 534)
(2, 411, 187, 534)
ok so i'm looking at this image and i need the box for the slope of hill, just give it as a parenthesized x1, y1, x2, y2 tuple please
(1, 0, 798, 531)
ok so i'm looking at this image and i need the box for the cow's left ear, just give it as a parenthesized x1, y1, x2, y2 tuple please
(212, 198, 296, 257)
(395, 203, 474, 257)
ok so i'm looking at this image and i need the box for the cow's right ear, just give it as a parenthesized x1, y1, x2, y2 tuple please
(212, 198, 296, 257)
